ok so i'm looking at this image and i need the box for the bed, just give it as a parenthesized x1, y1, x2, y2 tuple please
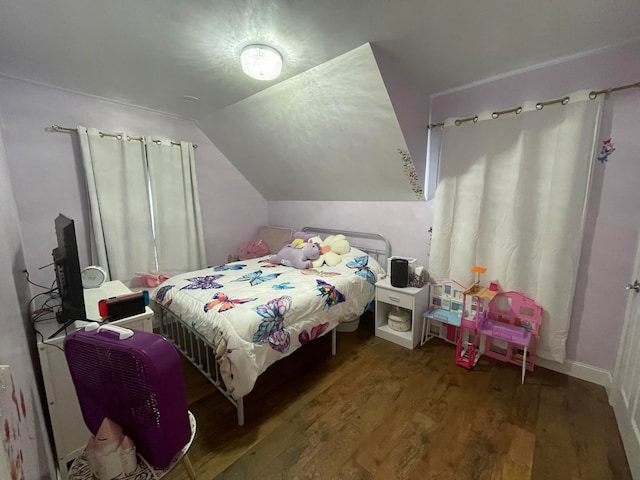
(151, 227, 390, 425)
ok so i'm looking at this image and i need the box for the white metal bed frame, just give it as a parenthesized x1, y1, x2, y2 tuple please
(153, 227, 391, 426)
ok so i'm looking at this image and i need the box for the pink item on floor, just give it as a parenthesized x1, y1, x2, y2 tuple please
(481, 291, 543, 380)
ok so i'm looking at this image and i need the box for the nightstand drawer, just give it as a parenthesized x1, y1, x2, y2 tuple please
(377, 288, 413, 309)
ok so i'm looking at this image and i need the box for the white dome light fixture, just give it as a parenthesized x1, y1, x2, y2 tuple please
(240, 44, 283, 81)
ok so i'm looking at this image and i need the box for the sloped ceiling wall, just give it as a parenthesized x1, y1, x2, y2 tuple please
(198, 43, 426, 201)
(373, 47, 429, 192)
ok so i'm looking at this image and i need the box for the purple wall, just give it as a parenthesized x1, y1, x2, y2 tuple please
(0, 74, 268, 478)
(268, 201, 433, 272)
(0, 75, 268, 290)
(0, 120, 54, 478)
(429, 40, 640, 370)
(271, 41, 640, 372)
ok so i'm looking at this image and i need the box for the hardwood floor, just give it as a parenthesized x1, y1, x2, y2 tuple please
(164, 315, 631, 480)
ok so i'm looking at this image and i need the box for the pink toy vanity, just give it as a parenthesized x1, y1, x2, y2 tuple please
(480, 291, 542, 383)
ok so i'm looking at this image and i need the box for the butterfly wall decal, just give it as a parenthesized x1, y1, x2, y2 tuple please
(299, 322, 330, 345)
(180, 275, 224, 290)
(253, 296, 292, 353)
(213, 263, 247, 271)
(204, 292, 257, 313)
(233, 270, 281, 286)
(346, 255, 377, 285)
(316, 279, 346, 308)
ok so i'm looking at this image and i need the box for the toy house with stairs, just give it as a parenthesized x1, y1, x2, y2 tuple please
(422, 279, 466, 345)
(456, 269, 498, 370)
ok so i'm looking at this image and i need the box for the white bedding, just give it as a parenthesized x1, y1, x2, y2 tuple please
(152, 247, 385, 399)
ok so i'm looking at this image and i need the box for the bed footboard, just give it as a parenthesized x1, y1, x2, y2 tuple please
(154, 300, 337, 426)
(153, 301, 246, 426)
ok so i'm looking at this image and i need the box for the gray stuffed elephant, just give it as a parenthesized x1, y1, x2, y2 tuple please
(270, 241, 321, 269)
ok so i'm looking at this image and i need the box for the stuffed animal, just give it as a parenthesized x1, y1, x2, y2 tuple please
(290, 231, 315, 248)
(311, 234, 351, 268)
(239, 239, 270, 260)
(270, 240, 321, 269)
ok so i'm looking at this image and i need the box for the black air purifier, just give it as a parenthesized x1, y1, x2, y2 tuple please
(390, 258, 409, 288)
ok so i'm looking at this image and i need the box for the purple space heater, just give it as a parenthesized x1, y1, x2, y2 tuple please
(64, 324, 190, 469)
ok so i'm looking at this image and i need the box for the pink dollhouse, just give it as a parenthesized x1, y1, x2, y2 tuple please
(424, 266, 543, 383)
(479, 291, 542, 383)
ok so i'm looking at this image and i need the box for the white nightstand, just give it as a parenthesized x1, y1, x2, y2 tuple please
(374, 278, 429, 349)
(37, 280, 153, 478)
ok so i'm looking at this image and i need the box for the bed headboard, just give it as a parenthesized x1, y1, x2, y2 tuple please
(301, 226, 391, 266)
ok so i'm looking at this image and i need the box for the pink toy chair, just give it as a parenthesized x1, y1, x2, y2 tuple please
(64, 324, 197, 479)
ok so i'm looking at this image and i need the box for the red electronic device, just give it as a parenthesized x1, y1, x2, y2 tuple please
(98, 291, 150, 320)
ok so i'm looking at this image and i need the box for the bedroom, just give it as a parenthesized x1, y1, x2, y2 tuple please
(1, 0, 640, 478)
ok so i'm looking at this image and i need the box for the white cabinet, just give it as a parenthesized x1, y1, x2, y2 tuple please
(37, 281, 153, 478)
(374, 278, 429, 349)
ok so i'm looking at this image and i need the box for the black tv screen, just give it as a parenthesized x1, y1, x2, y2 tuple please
(53, 214, 86, 324)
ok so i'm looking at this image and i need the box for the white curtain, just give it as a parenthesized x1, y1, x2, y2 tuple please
(429, 90, 603, 363)
(145, 140, 206, 273)
(78, 127, 156, 282)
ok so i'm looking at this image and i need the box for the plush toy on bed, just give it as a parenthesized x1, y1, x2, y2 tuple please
(290, 231, 315, 249)
(311, 234, 351, 268)
(270, 240, 321, 269)
(238, 239, 270, 260)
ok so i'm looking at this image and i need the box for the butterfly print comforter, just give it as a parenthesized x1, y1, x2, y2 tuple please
(152, 247, 385, 399)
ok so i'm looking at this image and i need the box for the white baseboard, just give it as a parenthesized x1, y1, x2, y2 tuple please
(536, 357, 613, 392)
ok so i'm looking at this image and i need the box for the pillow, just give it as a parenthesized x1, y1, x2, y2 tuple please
(257, 225, 295, 254)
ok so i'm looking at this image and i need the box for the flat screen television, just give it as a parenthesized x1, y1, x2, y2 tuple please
(53, 214, 86, 325)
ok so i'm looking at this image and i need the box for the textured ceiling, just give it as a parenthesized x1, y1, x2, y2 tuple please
(1, 0, 639, 118)
(198, 44, 424, 201)
(1, 0, 639, 201)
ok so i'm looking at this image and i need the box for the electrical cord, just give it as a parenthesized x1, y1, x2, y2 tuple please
(28, 279, 66, 352)
(32, 327, 64, 352)
(23, 269, 57, 290)
(28, 292, 59, 322)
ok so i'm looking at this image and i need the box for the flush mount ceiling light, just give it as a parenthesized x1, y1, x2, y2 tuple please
(240, 44, 282, 81)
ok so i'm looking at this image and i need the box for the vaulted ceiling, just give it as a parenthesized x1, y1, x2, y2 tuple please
(1, 0, 639, 200)
(198, 44, 427, 200)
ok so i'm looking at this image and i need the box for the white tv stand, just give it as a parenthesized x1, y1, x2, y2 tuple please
(37, 280, 153, 479)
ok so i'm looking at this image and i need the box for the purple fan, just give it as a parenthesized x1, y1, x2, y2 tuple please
(64, 326, 191, 469)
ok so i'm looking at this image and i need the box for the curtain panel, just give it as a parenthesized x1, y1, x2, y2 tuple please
(429, 91, 603, 363)
(145, 140, 206, 273)
(78, 127, 156, 282)
(79, 129, 206, 283)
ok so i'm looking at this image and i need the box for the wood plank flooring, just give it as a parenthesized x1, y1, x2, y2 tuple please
(163, 314, 631, 480)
